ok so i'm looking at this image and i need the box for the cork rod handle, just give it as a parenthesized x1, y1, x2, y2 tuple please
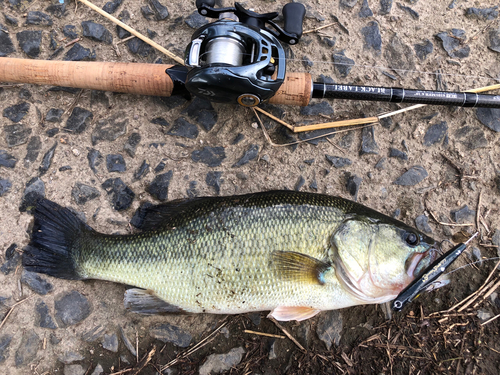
(269, 72, 312, 107)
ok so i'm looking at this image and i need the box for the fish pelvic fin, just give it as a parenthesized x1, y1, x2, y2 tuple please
(23, 199, 91, 280)
(124, 288, 185, 315)
(272, 251, 331, 285)
(268, 306, 322, 321)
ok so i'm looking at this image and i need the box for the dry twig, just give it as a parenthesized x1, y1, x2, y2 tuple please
(268, 317, 306, 353)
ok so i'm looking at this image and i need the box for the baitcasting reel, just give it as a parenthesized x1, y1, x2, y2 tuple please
(183, 0, 306, 107)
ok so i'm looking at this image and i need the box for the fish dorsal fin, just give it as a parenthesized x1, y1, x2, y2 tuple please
(268, 306, 322, 321)
(124, 288, 184, 315)
(272, 251, 331, 285)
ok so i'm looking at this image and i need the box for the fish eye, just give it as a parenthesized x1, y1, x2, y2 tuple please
(404, 231, 420, 247)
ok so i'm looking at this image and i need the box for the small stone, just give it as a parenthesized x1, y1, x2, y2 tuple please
(316, 310, 342, 350)
(167, 117, 199, 139)
(346, 174, 362, 201)
(91, 116, 128, 145)
(102, 0, 123, 14)
(302, 56, 313, 68)
(389, 147, 408, 160)
(15, 330, 40, 367)
(39, 142, 57, 176)
(106, 154, 126, 173)
(397, 3, 419, 19)
(0, 28, 15, 57)
(150, 323, 192, 347)
(469, 247, 482, 266)
(299, 101, 334, 116)
(124, 133, 141, 157)
(489, 28, 500, 53)
(72, 183, 100, 205)
(0, 335, 12, 363)
(326, 155, 352, 168)
(206, 171, 223, 195)
(87, 148, 103, 174)
(46, 128, 59, 138)
(50, 333, 61, 345)
(4, 244, 16, 260)
(182, 98, 218, 132)
(476, 108, 500, 132)
(65, 107, 93, 133)
(21, 270, 53, 295)
(361, 21, 381, 53)
(46, 108, 64, 123)
(59, 351, 84, 364)
(16, 30, 42, 58)
(450, 205, 475, 224)
(384, 34, 415, 77)
(465, 7, 498, 21)
(149, 0, 169, 20)
(309, 179, 318, 191)
(116, 10, 131, 39)
(154, 160, 166, 173)
(233, 144, 259, 167)
(81, 21, 112, 44)
(360, 126, 379, 155)
(359, 0, 373, 17)
(423, 121, 448, 146)
(4, 124, 31, 147)
(36, 300, 57, 329)
(25, 11, 52, 26)
(298, 128, 335, 145)
(338, 131, 354, 149)
(3, 102, 30, 123)
(295, 176, 305, 191)
(415, 215, 432, 234)
(133, 160, 150, 181)
(199, 347, 245, 375)
(4, 14, 18, 26)
(192, 147, 226, 167)
(333, 52, 355, 78)
(102, 178, 135, 210)
(19, 177, 45, 213)
(64, 364, 85, 375)
(1, 251, 20, 275)
(380, 0, 393, 14)
(63, 43, 96, 61)
(0, 179, 12, 197)
(340, 0, 358, 8)
(454, 126, 488, 150)
(477, 309, 494, 321)
(54, 291, 91, 328)
(435, 29, 470, 59)
(414, 39, 433, 60)
(392, 165, 428, 186)
(81, 326, 106, 343)
(147, 171, 173, 201)
(492, 230, 500, 250)
(45, 2, 66, 18)
(127, 37, 154, 57)
(102, 333, 118, 353)
(185, 10, 208, 28)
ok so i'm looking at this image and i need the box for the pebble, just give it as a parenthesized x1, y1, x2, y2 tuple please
(5, 243, 17, 260)
(450, 205, 475, 223)
(36, 300, 58, 329)
(64, 364, 86, 375)
(338, 131, 354, 149)
(384, 34, 415, 77)
(123, 133, 141, 157)
(389, 147, 408, 160)
(55, 291, 91, 328)
(380, 0, 393, 15)
(333, 51, 354, 78)
(435, 29, 470, 59)
(106, 154, 126, 173)
(298, 128, 335, 145)
(454, 126, 488, 150)
(340, 0, 358, 8)
(186, 181, 198, 198)
(476, 108, 500, 132)
(15, 330, 40, 366)
(415, 215, 432, 234)
(149, 0, 169, 20)
(46, 2, 66, 18)
(476, 309, 493, 321)
(154, 160, 166, 173)
(134, 160, 150, 181)
(182, 98, 218, 132)
(206, 171, 223, 195)
(0, 335, 12, 363)
(91, 116, 128, 145)
(4, 124, 31, 147)
(21, 270, 54, 295)
(326, 155, 352, 168)
(119, 327, 137, 357)
(150, 323, 192, 347)
(102, 178, 135, 210)
(393, 166, 428, 186)
(25, 11, 52, 26)
(16, 30, 42, 58)
(465, 7, 498, 21)
(81, 21, 112, 44)
(233, 144, 259, 167)
(72, 183, 101, 205)
(19, 177, 45, 213)
(116, 11, 131, 39)
(1, 251, 20, 275)
(65, 107, 94, 133)
(4, 14, 18, 26)
(198, 347, 245, 375)
(295, 176, 305, 191)
(359, 0, 373, 17)
(346, 174, 362, 201)
(127, 38, 154, 57)
(299, 101, 334, 116)
(102, 333, 118, 352)
(141, 5, 155, 20)
(360, 126, 379, 155)
(3, 101, 30, 123)
(231, 133, 244, 145)
(492, 230, 500, 251)
(423, 121, 448, 146)
(46, 108, 64, 123)
(469, 247, 482, 266)
(489, 28, 500, 53)
(397, 3, 419, 19)
(302, 56, 313, 68)
(147, 171, 173, 201)
(0, 28, 15, 57)
(309, 179, 318, 190)
(414, 39, 433, 60)
(82, 326, 106, 343)
(59, 351, 85, 364)
(87, 148, 103, 174)
(191, 147, 226, 167)
(168, 117, 199, 139)
(39, 142, 57, 175)
(361, 21, 381, 53)
(103, 0, 123, 14)
(63, 43, 96, 61)
(316, 310, 343, 350)
(185, 10, 209, 28)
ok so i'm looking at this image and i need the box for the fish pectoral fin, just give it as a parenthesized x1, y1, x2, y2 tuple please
(124, 288, 184, 315)
(268, 306, 322, 321)
(272, 251, 331, 285)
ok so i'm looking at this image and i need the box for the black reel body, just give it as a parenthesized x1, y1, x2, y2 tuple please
(184, 2, 305, 107)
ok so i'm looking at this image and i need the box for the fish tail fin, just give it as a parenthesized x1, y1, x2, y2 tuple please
(23, 199, 92, 280)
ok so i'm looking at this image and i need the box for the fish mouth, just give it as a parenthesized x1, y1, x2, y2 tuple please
(406, 247, 440, 279)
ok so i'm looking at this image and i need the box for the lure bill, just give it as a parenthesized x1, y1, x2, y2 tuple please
(391, 232, 479, 312)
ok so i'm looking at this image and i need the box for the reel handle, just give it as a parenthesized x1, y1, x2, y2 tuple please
(282, 3, 306, 40)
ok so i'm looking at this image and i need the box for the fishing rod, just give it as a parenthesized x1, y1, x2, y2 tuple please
(1, 1, 499, 110)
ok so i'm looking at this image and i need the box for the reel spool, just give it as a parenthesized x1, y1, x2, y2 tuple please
(183, 1, 305, 107)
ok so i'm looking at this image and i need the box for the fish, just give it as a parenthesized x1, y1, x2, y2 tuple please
(22, 190, 437, 321)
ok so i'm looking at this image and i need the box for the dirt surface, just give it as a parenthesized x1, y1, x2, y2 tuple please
(1, 0, 500, 374)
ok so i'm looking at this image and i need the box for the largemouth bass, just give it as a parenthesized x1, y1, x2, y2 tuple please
(23, 191, 437, 321)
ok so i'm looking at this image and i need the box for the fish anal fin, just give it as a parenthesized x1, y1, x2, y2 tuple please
(272, 251, 330, 285)
(268, 306, 322, 321)
(124, 288, 184, 315)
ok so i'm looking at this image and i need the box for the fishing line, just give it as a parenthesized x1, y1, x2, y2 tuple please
(444, 257, 500, 277)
